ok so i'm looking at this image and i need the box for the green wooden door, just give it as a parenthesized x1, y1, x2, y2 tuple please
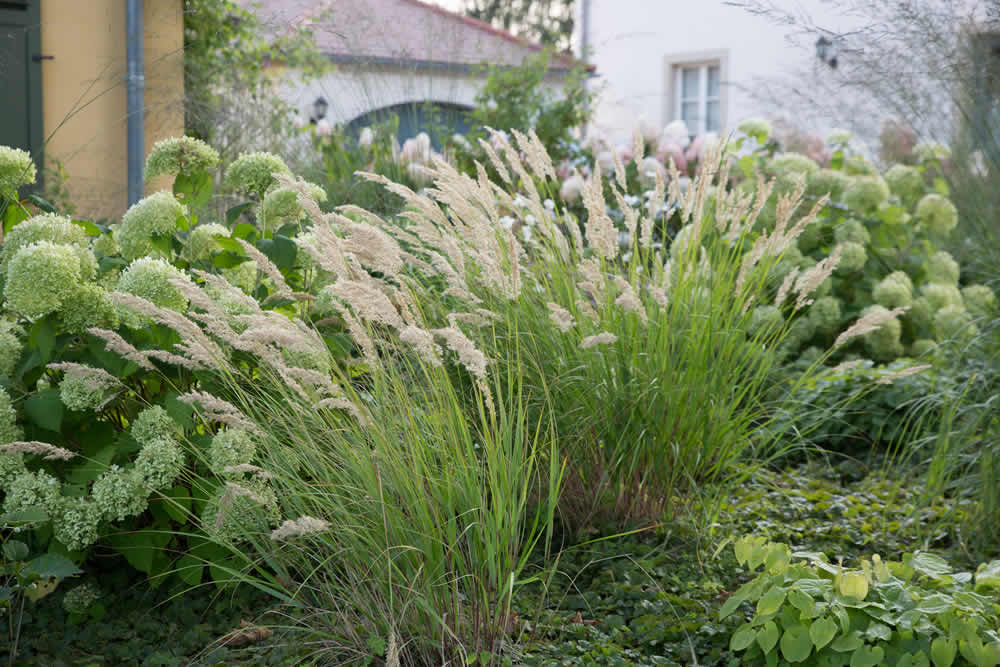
(0, 0, 43, 181)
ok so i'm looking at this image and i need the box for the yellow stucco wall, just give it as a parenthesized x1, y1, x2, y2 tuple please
(41, 0, 184, 222)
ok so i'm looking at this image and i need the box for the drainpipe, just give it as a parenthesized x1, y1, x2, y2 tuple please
(580, 0, 591, 138)
(126, 0, 145, 206)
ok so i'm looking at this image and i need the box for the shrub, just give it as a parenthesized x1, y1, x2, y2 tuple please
(722, 535, 1000, 666)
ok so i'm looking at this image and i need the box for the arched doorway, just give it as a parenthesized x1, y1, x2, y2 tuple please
(346, 101, 475, 149)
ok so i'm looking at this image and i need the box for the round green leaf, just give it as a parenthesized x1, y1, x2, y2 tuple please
(930, 637, 956, 667)
(731, 623, 756, 652)
(810, 616, 839, 650)
(781, 624, 813, 663)
(850, 646, 885, 667)
(757, 620, 780, 654)
(757, 586, 787, 617)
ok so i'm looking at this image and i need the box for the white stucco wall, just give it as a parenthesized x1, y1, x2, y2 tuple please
(579, 0, 869, 144)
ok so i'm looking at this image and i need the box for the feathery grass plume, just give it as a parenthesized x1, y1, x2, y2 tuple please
(178, 391, 261, 435)
(611, 144, 628, 191)
(547, 302, 575, 332)
(581, 163, 618, 260)
(613, 277, 648, 325)
(222, 463, 273, 479)
(641, 168, 666, 248)
(793, 245, 841, 309)
(0, 441, 76, 460)
(235, 238, 293, 297)
(875, 364, 931, 385)
(476, 137, 511, 185)
(327, 280, 404, 330)
(834, 306, 908, 349)
(270, 516, 330, 541)
(87, 327, 155, 370)
(580, 332, 618, 349)
(432, 326, 488, 379)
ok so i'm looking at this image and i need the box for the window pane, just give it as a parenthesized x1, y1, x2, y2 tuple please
(707, 65, 721, 98)
(681, 101, 700, 128)
(681, 67, 700, 99)
(706, 100, 721, 132)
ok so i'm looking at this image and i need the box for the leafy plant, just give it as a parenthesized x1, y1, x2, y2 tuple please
(722, 535, 1000, 666)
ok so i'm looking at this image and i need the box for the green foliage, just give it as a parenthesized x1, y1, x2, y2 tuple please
(722, 535, 1000, 666)
(463, 0, 575, 51)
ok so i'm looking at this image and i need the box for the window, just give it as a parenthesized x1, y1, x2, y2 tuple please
(968, 33, 1000, 155)
(663, 51, 728, 136)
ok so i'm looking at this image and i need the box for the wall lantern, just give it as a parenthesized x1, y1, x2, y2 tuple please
(311, 96, 329, 123)
(816, 35, 839, 69)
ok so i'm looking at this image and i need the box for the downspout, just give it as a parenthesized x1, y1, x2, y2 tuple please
(127, 0, 145, 206)
(580, 0, 591, 138)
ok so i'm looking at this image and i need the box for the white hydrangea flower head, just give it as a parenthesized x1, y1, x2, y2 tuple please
(873, 271, 914, 309)
(962, 284, 997, 320)
(118, 191, 186, 260)
(807, 168, 851, 201)
(910, 339, 937, 357)
(92, 465, 148, 522)
(4, 241, 86, 319)
(257, 187, 302, 231)
(186, 222, 230, 262)
(131, 406, 178, 445)
(0, 146, 37, 198)
(134, 436, 185, 491)
(62, 582, 102, 615)
(808, 296, 842, 335)
(209, 429, 257, 474)
(60, 373, 108, 412)
(116, 257, 191, 327)
(3, 469, 63, 517)
(923, 250, 960, 285)
(862, 305, 904, 361)
(358, 126, 375, 148)
(54, 498, 102, 552)
(60, 282, 118, 334)
(225, 151, 292, 197)
(934, 304, 978, 343)
(769, 152, 819, 179)
(91, 232, 119, 257)
(221, 260, 259, 295)
(661, 120, 691, 149)
(842, 175, 890, 214)
(738, 117, 771, 143)
(883, 164, 924, 207)
(145, 136, 220, 181)
(201, 478, 280, 544)
(0, 320, 21, 378)
(0, 214, 95, 280)
(747, 305, 784, 337)
(0, 449, 26, 487)
(915, 194, 958, 236)
(834, 241, 867, 275)
(914, 142, 951, 162)
(921, 282, 964, 311)
(825, 129, 852, 146)
(833, 219, 871, 245)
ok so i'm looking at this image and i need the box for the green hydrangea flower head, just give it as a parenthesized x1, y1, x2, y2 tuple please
(808, 296, 842, 335)
(0, 146, 37, 198)
(798, 346, 823, 363)
(134, 437, 185, 491)
(3, 469, 63, 517)
(884, 164, 924, 207)
(4, 241, 85, 319)
(116, 257, 190, 327)
(209, 429, 257, 474)
(60, 373, 107, 412)
(909, 296, 934, 334)
(145, 136, 220, 181)
(738, 117, 771, 143)
(92, 465, 148, 522)
(915, 193, 958, 236)
(222, 260, 258, 294)
(0, 214, 94, 280)
(796, 221, 825, 253)
(843, 156, 878, 176)
(915, 142, 951, 162)
(842, 175, 890, 214)
(769, 152, 819, 179)
(257, 187, 302, 231)
(0, 386, 19, 445)
(777, 317, 816, 360)
(807, 168, 851, 201)
(833, 218, 870, 245)
(118, 191, 186, 260)
(873, 271, 914, 309)
(0, 320, 22, 378)
(934, 304, 978, 343)
(60, 282, 118, 333)
(962, 284, 997, 320)
(131, 405, 178, 445)
(54, 498, 101, 552)
(921, 282, 964, 311)
(924, 250, 960, 285)
(304, 181, 328, 203)
(862, 305, 904, 361)
(91, 232, 119, 257)
(910, 339, 937, 357)
(0, 451, 25, 488)
(62, 582, 102, 615)
(201, 478, 280, 544)
(225, 152, 291, 197)
(186, 222, 230, 262)
(835, 241, 867, 275)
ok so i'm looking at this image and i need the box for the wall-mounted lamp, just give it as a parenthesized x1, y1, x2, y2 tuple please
(816, 36, 840, 69)
(310, 96, 329, 124)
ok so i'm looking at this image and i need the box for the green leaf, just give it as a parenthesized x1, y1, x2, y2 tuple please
(909, 552, 951, 579)
(232, 223, 258, 241)
(719, 592, 744, 620)
(24, 388, 64, 432)
(24, 193, 57, 213)
(929, 638, 956, 667)
(810, 616, 838, 650)
(108, 531, 170, 574)
(850, 646, 885, 667)
(160, 485, 192, 523)
(780, 624, 813, 663)
(766, 544, 791, 574)
(731, 623, 756, 651)
(26, 552, 82, 579)
(757, 621, 780, 654)
(29, 316, 57, 365)
(3, 203, 29, 234)
(213, 236, 245, 254)
(1, 507, 49, 525)
(173, 169, 214, 211)
(831, 632, 864, 653)
(788, 587, 813, 613)
(226, 202, 253, 225)
(258, 234, 297, 271)
(71, 218, 103, 236)
(3, 540, 29, 562)
(66, 443, 116, 486)
(865, 622, 892, 642)
(176, 554, 203, 587)
(757, 587, 787, 617)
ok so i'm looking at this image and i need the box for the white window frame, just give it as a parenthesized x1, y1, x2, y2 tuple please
(663, 50, 730, 136)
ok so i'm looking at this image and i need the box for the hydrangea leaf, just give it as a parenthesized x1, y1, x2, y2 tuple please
(26, 552, 82, 579)
(24, 387, 64, 432)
